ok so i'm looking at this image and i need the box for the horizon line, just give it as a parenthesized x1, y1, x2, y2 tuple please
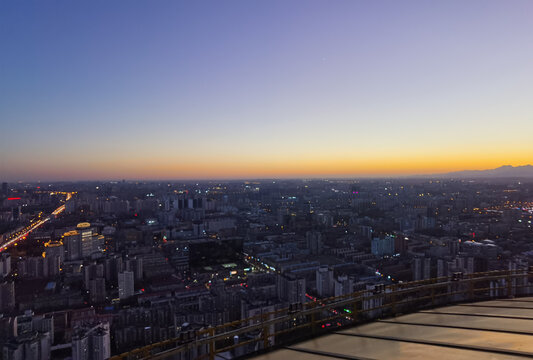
(3, 165, 532, 183)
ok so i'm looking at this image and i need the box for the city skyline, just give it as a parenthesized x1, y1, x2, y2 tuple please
(2, 164, 533, 183)
(2, 2, 533, 359)
(2, 0, 533, 181)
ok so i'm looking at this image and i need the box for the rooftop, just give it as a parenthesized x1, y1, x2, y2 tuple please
(254, 297, 533, 360)
(111, 270, 533, 360)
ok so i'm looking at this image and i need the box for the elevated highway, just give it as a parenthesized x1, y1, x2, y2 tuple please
(0, 192, 73, 252)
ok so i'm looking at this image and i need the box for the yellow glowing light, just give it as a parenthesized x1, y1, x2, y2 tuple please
(77, 222, 91, 229)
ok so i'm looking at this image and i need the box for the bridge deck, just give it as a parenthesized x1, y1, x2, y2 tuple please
(252, 297, 533, 360)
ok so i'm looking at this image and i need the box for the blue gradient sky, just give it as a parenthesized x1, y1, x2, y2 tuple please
(1, 1, 532, 181)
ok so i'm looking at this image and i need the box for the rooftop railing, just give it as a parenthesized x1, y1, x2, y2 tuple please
(110, 268, 533, 360)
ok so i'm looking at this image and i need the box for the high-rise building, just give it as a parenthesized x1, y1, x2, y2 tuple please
(1, 182, 8, 197)
(83, 264, 104, 290)
(63, 223, 103, 261)
(91, 326, 111, 360)
(412, 257, 431, 281)
(2, 331, 51, 360)
(448, 238, 460, 256)
(47, 256, 61, 278)
(20, 257, 48, 278)
(0, 253, 11, 278)
(359, 225, 373, 240)
(32, 315, 54, 345)
(437, 259, 445, 278)
(118, 271, 134, 300)
(125, 257, 143, 281)
(15, 310, 33, 336)
(18, 256, 60, 279)
(103, 256, 123, 283)
(44, 240, 64, 263)
(0, 281, 15, 312)
(371, 235, 395, 257)
(72, 332, 89, 360)
(277, 274, 306, 304)
(423, 257, 431, 280)
(334, 275, 354, 297)
(89, 278, 106, 304)
(15, 311, 55, 344)
(16, 310, 34, 335)
(78, 223, 95, 258)
(394, 236, 408, 254)
(316, 266, 334, 297)
(11, 206, 21, 221)
(413, 258, 422, 281)
(72, 322, 110, 360)
(306, 231, 322, 255)
(63, 230, 82, 261)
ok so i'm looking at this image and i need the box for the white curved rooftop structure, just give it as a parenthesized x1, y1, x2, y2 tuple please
(254, 297, 533, 360)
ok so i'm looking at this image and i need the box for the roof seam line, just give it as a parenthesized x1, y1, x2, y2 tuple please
(377, 319, 533, 336)
(283, 345, 376, 360)
(334, 331, 533, 358)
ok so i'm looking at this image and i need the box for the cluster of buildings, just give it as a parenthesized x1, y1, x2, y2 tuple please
(0, 178, 531, 358)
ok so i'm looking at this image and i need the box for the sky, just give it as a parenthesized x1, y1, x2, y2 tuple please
(1, 0, 532, 181)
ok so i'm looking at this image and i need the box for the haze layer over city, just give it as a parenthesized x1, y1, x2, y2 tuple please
(1, 1, 533, 360)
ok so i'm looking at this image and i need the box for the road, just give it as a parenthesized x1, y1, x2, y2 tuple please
(0, 192, 73, 252)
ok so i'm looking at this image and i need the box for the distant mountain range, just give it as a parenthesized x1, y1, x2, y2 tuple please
(438, 165, 533, 178)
